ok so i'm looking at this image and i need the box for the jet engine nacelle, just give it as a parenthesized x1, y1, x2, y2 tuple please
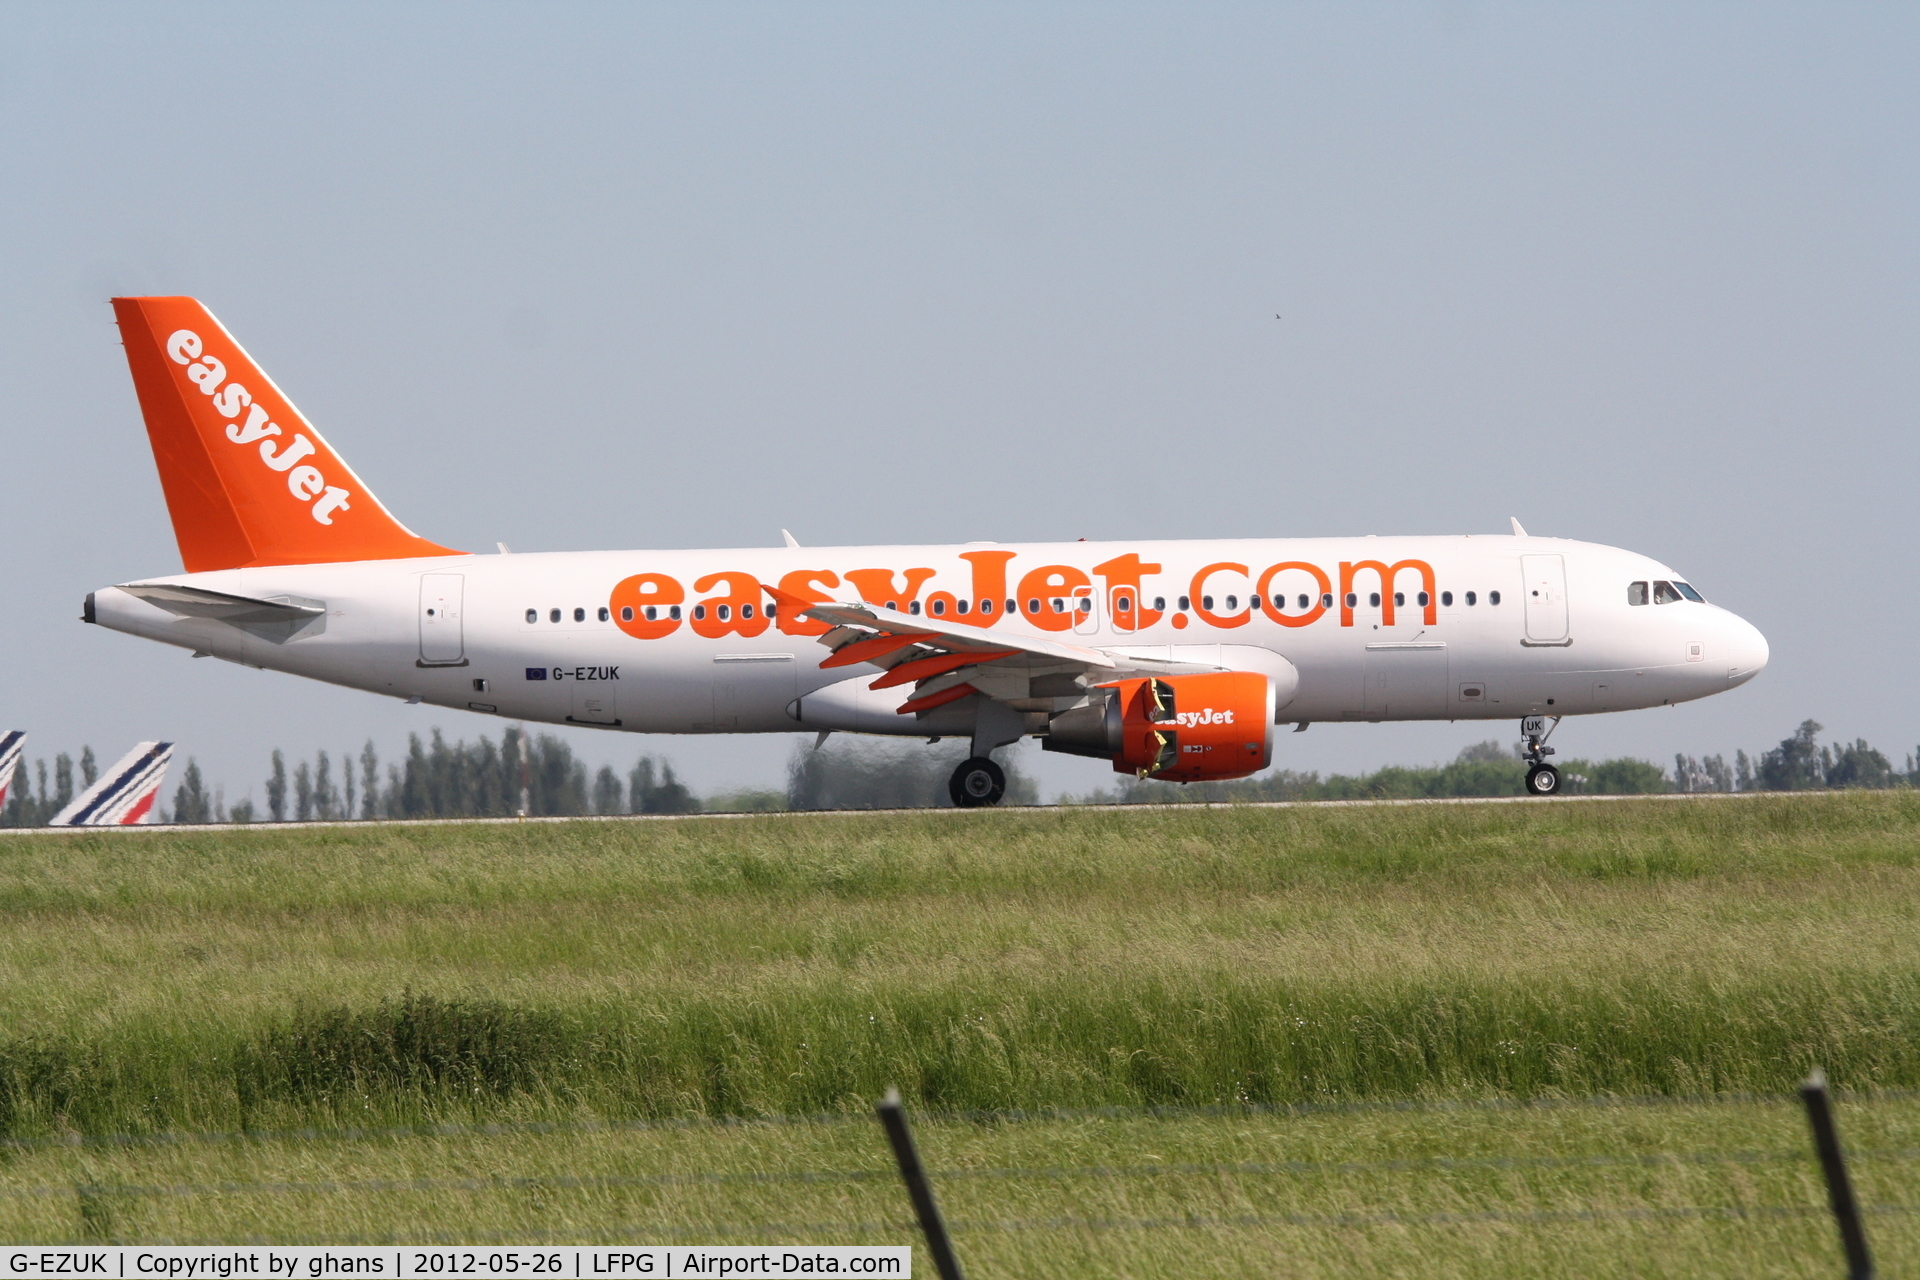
(1043, 671, 1275, 783)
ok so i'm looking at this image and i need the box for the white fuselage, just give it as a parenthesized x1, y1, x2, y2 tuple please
(89, 534, 1768, 743)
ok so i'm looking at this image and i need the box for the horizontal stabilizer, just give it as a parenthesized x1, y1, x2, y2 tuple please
(0, 730, 23, 811)
(50, 741, 173, 826)
(117, 582, 325, 625)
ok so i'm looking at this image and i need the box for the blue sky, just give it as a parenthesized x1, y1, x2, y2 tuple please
(2, 4, 1915, 802)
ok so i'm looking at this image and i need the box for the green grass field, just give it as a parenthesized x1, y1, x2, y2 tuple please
(0, 792, 1916, 1273)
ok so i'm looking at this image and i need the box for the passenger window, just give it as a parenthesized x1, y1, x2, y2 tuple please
(1249, 594, 1261, 610)
(909, 601, 922, 615)
(1078, 598, 1092, 613)
(1027, 598, 1041, 614)
(621, 606, 634, 622)
(573, 607, 586, 622)
(1465, 592, 1477, 606)
(1006, 599, 1017, 614)
(1369, 592, 1380, 607)
(979, 599, 994, 615)
(1201, 595, 1214, 611)
(1050, 598, 1064, 613)
(643, 606, 656, 621)
(931, 600, 946, 616)
(1153, 597, 1166, 611)
(598, 607, 610, 622)
(717, 604, 731, 621)
(741, 603, 755, 619)
(1300, 594, 1311, 610)
(1115, 597, 1131, 613)
(525, 609, 537, 624)
(1628, 582, 1649, 606)
(1394, 592, 1405, 607)
(669, 605, 682, 620)
(692, 605, 707, 621)
(1489, 591, 1501, 605)
(1653, 581, 1682, 605)
(1178, 596, 1191, 611)
(549, 608, 561, 623)
(1321, 594, 1333, 609)
(767, 602, 778, 617)
(1674, 582, 1704, 602)
(1345, 593, 1357, 608)
(1416, 591, 1428, 607)
(1440, 591, 1452, 606)
(1225, 595, 1239, 611)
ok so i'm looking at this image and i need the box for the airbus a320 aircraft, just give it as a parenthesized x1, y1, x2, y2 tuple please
(85, 298, 1768, 806)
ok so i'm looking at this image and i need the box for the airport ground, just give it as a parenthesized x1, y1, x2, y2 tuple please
(0, 792, 1914, 1274)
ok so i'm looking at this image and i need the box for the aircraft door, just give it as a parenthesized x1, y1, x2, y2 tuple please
(1520, 555, 1569, 643)
(418, 574, 465, 665)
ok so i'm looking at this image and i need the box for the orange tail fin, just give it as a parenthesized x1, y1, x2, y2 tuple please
(111, 297, 459, 571)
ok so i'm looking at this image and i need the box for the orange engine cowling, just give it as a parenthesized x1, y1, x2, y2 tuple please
(1043, 671, 1275, 782)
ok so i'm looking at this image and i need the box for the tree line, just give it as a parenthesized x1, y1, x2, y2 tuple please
(2, 717, 1914, 826)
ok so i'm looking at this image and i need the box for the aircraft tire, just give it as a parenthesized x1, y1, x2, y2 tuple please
(1525, 764, 1561, 796)
(949, 757, 1007, 808)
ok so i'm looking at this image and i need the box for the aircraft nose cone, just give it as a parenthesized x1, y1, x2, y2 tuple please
(1725, 614, 1769, 686)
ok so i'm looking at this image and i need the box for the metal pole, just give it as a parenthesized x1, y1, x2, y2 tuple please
(1801, 1068, 1874, 1280)
(876, 1087, 967, 1280)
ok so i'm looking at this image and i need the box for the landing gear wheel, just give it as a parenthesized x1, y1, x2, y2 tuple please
(949, 757, 1006, 808)
(1525, 764, 1561, 796)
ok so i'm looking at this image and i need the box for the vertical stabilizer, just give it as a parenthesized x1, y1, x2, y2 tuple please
(50, 741, 173, 826)
(0, 731, 23, 811)
(110, 297, 460, 571)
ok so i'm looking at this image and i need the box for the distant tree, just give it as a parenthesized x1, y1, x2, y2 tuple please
(1702, 754, 1734, 793)
(313, 750, 339, 819)
(1453, 740, 1512, 765)
(1758, 720, 1826, 791)
(172, 759, 212, 825)
(293, 760, 314, 821)
(228, 797, 256, 824)
(591, 765, 625, 815)
(1826, 739, 1898, 789)
(267, 750, 288, 821)
(52, 753, 73, 813)
(359, 740, 381, 819)
(1735, 749, 1754, 792)
(630, 756, 699, 814)
(79, 746, 97, 788)
(342, 748, 356, 819)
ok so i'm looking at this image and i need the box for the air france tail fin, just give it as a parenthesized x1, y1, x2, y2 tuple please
(0, 731, 23, 810)
(110, 297, 460, 571)
(50, 741, 173, 826)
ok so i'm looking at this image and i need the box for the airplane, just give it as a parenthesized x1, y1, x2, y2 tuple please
(83, 297, 1768, 807)
(48, 741, 174, 826)
(0, 731, 23, 811)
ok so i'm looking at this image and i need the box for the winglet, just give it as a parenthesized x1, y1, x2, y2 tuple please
(1509, 517, 1528, 538)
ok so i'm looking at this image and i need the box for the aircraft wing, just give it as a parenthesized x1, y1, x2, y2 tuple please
(766, 587, 1136, 716)
(116, 583, 326, 626)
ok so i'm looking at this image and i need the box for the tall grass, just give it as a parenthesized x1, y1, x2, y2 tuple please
(0, 793, 1912, 1137)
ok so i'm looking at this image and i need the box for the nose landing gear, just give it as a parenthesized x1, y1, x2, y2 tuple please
(1521, 715, 1562, 796)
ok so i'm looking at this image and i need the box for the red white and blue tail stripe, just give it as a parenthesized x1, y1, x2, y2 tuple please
(0, 731, 23, 811)
(50, 741, 173, 826)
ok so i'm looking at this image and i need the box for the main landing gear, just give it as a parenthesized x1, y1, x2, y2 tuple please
(1521, 715, 1563, 796)
(949, 756, 1006, 808)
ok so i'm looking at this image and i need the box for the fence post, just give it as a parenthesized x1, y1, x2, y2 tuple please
(1800, 1068, 1873, 1280)
(876, 1087, 967, 1280)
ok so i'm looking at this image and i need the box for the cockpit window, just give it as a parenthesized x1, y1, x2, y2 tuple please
(1627, 581, 1648, 606)
(1653, 580, 1683, 605)
(1673, 581, 1704, 603)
